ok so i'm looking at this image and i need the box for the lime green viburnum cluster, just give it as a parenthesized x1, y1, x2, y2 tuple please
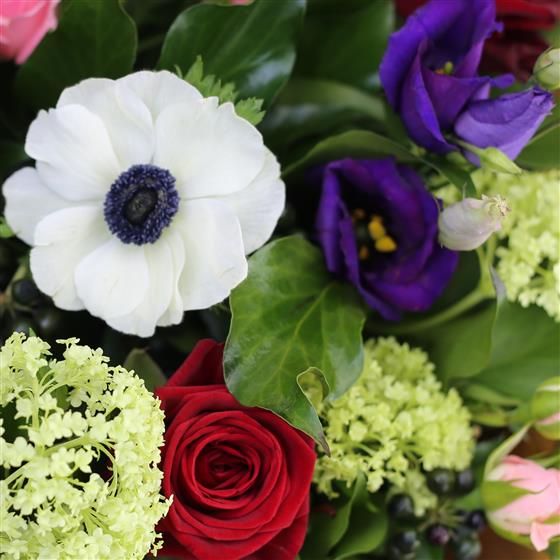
(314, 338, 474, 515)
(474, 168, 560, 321)
(0, 333, 170, 559)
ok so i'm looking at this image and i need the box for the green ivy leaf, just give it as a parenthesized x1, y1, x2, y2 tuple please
(301, 474, 387, 560)
(295, 0, 395, 91)
(471, 302, 560, 400)
(261, 78, 387, 154)
(158, 0, 305, 107)
(517, 104, 560, 170)
(224, 236, 365, 449)
(123, 348, 166, 393)
(423, 155, 477, 197)
(282, 129, 416, 177)
(16, 0, 137, 110)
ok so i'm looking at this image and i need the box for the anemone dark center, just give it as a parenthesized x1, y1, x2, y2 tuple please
(352, 208, 397, 261)
(104, 164, 179, 245)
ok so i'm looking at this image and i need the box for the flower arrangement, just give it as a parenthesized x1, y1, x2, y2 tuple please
(0, 0, 558, 559)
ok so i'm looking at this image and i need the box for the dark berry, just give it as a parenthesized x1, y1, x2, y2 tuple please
(427, 524, 450, 546)
(35, 307, 65, 339)
(453, 534, 481, 560)
(11, 279, 42, 306)
(455, 468, 476, 495)
(388, 494, 415, 520)
(426, 468, 455, 495)
(466, 510, 486, 531)
(392, 530, 420, 554)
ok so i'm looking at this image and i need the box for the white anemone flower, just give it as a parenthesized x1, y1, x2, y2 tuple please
(3, 71, 285, 336)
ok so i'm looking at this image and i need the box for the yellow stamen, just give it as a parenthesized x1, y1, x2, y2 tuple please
(358, 246, 370, 261)
(436, 61, 454, 75)
(375, 236, 397, 253)
(368, 215, 386, 241)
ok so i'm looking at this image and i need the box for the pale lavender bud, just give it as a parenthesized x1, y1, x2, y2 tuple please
(438, 195, 510, 251)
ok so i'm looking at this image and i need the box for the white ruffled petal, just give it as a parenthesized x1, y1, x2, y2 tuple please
(74, 239, 150, 321)
(58, 78, 154, 169)
(218, 149, 285, 254)
(3, 167, 74, 245)
(156, 229, 186, 328)
(174, 198, 247, 310)
(118, 70, 202, 119)
(26, 104, 120, 201)
(154, 99, 265, 198)
(105, 239, 176, 337)
(30, 206, 109, 310)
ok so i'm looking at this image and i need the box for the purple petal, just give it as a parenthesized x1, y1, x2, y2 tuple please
(455, 87, 555, 163)
(315, 167, 346, 274)
(400, 46, 456, 154)
(368, 245, 459, 314)
(380, 0, 464, 108)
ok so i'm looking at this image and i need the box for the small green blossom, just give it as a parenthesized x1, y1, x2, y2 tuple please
(0, 333, 170, 559)
(313, 338, 474, 515)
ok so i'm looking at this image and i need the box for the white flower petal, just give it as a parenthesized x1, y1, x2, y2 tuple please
(26, 105, 120, 201)
(30, 206, 109, 310)
(156, 229, 186, 328)
(154, 100, 265, 198)
(3, 167, 74, 245)
(218, 149, 285, 254)
(58, 78, 154, 169)
(106, 239, 175, 337)
(174, 198, 247, 310)
(74, 239, 149, 321)
(118, 70, 202, 119)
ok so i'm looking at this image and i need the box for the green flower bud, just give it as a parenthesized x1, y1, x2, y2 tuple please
(534, 48, 560, 91)
(531, 377, 560, 440)
(478, 147, 523, 176)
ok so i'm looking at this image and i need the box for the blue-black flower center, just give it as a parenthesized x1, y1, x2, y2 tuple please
(104, 164, 179, 245)
(352, 208, 397, 261)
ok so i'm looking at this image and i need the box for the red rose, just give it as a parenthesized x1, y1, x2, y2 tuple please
(155, 340, 316, 560)
(394, 0, 560, 80)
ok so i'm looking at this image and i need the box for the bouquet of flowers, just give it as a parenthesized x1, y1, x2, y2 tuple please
(1, 0, 558, 559)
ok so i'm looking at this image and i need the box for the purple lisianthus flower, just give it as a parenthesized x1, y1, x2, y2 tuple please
(455, 88, 555, 164)
(379, 0, 554, 161)
(380, 0, 509, 154)
(315, 158, 458, 320)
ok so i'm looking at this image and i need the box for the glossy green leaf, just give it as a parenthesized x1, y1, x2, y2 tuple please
(423, 155, 477, 197)
(124, 348, 166, 393)
(333, 505, 387, 559)
(295, 0, 394, 91)
(301, 474, 387, 560)
(301, 474, 368, 559)
(283, 129, 415, 177)
(224, 236, 365, 449)
(409, 300, 497, 382)
(471, 302, 560, 400)
(261, 78, 387, 152)
(517, 104, 560, 170)
(158, 0, 305, 107)
(16, 0, 137, 109)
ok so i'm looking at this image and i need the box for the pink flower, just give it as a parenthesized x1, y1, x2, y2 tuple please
(487, 455, 560, 551)
(0, 0, 60, 64)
